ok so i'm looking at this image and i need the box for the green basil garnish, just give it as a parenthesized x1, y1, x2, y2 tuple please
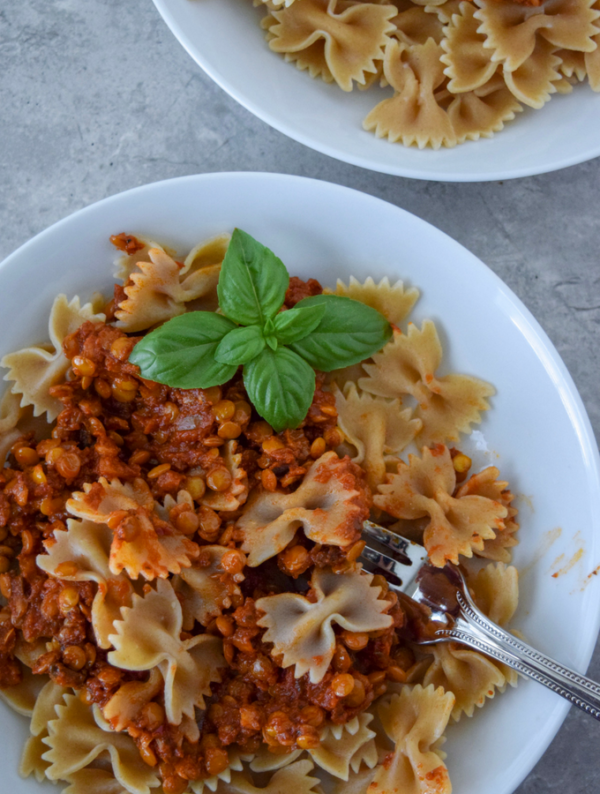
(273, 303, 326, 345)
(128, 312, 237, 389)
(129, 229, 392, 430)
(215, 325, 265, 366)
(217, 229, 289, 326)
(244, 347, 315, 433)
(288, 294, 393, 371)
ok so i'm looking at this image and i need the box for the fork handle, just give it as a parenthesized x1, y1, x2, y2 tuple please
(435, 590, 600, 721)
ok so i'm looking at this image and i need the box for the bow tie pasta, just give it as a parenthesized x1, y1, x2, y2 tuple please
(66, 477, 200, 580)
(0, 230, 527, 794)
(252, 0, 600, 146)
(359, 320, 495, 447)
(108, 579, 225, 725)
(237, 451, 369, 566)
(256, 568, 392, 682)
(266, 0, 397, 91)
(375, 444, 508, 566)
(2, 295, 105, 422)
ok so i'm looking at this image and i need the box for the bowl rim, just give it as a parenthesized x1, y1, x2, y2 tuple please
(150, 0, 600, 182)
(2, 172, 600, 793)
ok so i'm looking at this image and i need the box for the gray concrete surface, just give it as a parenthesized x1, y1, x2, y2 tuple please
(1, 0, 599, 791)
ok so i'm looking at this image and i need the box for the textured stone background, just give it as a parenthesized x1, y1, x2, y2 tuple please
(1, 0, 599, 791)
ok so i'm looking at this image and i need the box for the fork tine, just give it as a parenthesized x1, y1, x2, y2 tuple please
(361, 521, 429, 595)
(361, 544, 412, 585)
(359, 557, 404, 594)
(363, 521, 428, 568)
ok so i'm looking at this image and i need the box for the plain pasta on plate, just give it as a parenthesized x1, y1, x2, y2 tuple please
(253, 0, 600, 147)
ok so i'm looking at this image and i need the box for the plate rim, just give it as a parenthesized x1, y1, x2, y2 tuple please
(1, 171, 600, 794)
(150, 0, 600, 182)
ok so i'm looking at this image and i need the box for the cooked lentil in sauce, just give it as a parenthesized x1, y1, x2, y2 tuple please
(0, 247, 419, 794)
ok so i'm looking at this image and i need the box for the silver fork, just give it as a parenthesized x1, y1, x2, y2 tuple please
(361, 520, 600, 722)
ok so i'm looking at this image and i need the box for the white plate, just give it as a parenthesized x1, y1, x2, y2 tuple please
(151, 0, 600, 181)
(1, 173, 599, 794)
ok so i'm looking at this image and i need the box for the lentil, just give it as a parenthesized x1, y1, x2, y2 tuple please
(63, 645, 87, 671)
(213, 400, 236, 422)
(331, 673, 355, 697)
(14, 447, 39, 466)
(218, 421, 242, 439)
(148, 463, 171, 479)
(206, 468, 232, 492)
(261, 469, 277, 492)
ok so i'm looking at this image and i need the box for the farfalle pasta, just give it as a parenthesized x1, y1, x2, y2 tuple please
(324, 275, 420, 326)
(422, 641, 508, 720)
(360, 321, 494, 446)
(19, 680, 67, 782)
(392, 2, 445, 46)
(441, 1, 497, 92)
(445, 72, 523, 143)
(467, 561, 520, 688)
(333, 382, 421, 489)
(456, 466, 520, 562)
(2, 294, 105, 421)
(364, 39, 459, 149)
(256, 568, 392, 682)
(251, 0, 600, 147)
(375, 444, 507, 566)
(42, 693, 160, 793)
(468, 561, 519, 627)
(67, 477, 200, 580)
(372, 685, 454, 794)
(308, 712, 378, 779)
(421, 562, 520, 718)
(108, 579, 224, 724)
(237, 450, 369, 566)
(63, 768, 141, 794)
(219, 760, 322, 794)
(0, 229, 526, 794)
(473, 0, 600, 72)
(36, 518, 134, 648)
(266, 0, 397, 91)
(115, 235, 228, 332)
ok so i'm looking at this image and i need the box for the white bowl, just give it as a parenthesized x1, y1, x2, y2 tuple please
(1, 173, 599, 794)
(151, 0, 600, 181)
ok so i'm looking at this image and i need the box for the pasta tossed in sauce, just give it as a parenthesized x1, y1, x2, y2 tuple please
(0, 230, 521, 794)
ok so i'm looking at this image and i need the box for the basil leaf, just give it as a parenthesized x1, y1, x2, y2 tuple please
(215, 325, 265, 366)
(244, 347, 315, 432)
(288, 294, 392, 371)
(129, 312, 237, 388)
(218, 229, 289, 326)
(273, 303, 326, 345)
(263, 317, 278, 351)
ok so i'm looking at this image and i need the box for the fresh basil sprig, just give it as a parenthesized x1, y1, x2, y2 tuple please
(129, 229, 392, 431)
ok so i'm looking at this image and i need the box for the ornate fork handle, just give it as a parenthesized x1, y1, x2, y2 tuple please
(434, 588, 600, 721)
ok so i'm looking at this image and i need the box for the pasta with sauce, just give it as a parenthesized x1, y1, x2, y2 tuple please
(0, 230, 520, 794)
